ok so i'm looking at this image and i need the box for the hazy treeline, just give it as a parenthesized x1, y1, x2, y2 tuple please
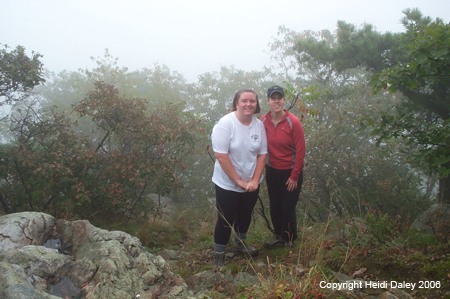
(1, 8, 448, 223)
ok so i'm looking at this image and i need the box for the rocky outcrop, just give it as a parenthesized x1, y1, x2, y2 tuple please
(0, 212, 55, 250)
(0, 212, 187, 298)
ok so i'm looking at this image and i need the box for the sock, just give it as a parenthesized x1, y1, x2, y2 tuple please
(234, 232, 247, 244)
(214, 243, 226, 253)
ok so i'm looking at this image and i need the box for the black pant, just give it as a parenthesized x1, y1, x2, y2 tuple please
(214, 184, 259, 246)
(266, 166, 303, 242)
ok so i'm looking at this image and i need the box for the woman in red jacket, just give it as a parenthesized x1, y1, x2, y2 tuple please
(261, 85, 305, 248)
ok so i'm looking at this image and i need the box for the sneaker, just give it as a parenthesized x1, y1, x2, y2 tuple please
(263, 236, 285, 249)
(233, 241, 259, 257)
(214, 252, 225, 268)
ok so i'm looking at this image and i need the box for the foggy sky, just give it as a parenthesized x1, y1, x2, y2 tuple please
(2, 0, 450, 83)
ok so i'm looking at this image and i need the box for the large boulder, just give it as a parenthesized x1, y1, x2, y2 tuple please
(0, 212, 188, 298)
(0, 211, 55, 250)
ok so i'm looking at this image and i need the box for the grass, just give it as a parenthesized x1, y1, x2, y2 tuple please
(100, 201, 450, 299)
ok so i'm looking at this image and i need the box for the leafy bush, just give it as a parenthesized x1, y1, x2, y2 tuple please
(0, 83, 205, 220)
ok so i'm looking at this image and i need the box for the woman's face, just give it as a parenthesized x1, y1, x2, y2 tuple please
(267, 92, 285, 113)
(236, 91, 257, 117)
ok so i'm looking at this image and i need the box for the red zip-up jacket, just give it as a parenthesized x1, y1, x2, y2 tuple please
(261, 110, 305, 181)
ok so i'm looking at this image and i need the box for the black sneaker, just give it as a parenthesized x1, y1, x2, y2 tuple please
(233, 241, 259, 257)
(214, 252, 225, 268)
(263, 236, 285, 249)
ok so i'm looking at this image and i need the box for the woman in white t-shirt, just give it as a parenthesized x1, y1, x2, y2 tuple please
(211, 88, 267, 268)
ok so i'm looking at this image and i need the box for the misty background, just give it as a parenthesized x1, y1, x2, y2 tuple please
(1, 0, 449, 224)
(2, 0, 450, 82)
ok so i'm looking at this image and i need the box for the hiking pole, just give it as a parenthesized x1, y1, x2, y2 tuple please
(256, 195, 275, 234)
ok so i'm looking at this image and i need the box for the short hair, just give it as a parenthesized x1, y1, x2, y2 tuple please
(231, 89, 261, 114)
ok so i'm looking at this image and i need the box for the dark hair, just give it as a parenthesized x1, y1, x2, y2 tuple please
(231, 89, 261, 114)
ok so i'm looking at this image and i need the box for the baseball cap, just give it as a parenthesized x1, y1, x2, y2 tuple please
(267, 85, 285, 98)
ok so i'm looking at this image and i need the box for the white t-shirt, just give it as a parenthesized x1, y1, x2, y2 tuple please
(211, 112, 268, 192)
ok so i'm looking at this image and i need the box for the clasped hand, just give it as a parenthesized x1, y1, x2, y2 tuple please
(237, 180, 258, 192)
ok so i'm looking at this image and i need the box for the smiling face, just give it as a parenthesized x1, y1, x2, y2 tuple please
(235, 91, 258, 117)
(267, 92, 286, 114)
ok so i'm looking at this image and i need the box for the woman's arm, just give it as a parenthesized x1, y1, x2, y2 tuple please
(214, 152, 248, 190)
(288, 117, 305, 183)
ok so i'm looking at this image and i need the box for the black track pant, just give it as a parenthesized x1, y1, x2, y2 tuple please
(265, 166, 303, 242)
(214, 184, 259, 246)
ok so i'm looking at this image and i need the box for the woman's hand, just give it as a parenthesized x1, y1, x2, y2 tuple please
(245, 180, 259, 192)
(245, 154, 266, 193)
(236, 179, 248, 191)
(286, 178, 297, 192)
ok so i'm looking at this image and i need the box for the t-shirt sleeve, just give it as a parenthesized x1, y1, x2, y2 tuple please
(211, 119, 232, 154)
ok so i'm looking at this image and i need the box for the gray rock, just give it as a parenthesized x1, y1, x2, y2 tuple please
(330, 270, 353, 283)
(184, 270, 231, 293)
(388, 288, 414, 299)
(256, 262, 266, 268)
(0, 212, 55, 250)
(295, 265, 306, 277)
(0, 212, 187, 298)
(159, 249, 185, 260)
(233, 272, 259, 287)
(0, 262, 61, 299)
(0, 245, 72, 277)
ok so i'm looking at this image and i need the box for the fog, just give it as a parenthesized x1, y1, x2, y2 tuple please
(2, 0, 450, 82)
